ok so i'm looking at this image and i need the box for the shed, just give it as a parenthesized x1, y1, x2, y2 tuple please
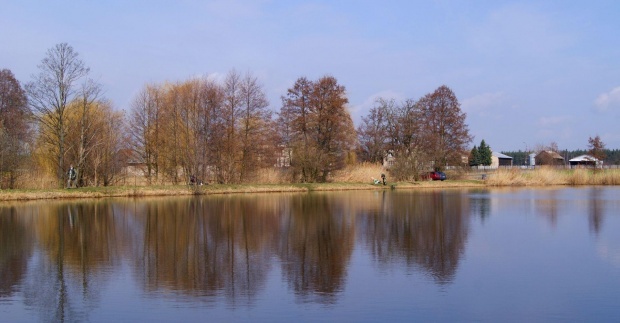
(491, 151, 513, 167)
(569, 155, 602, 167)
(535, 151, 565, 165)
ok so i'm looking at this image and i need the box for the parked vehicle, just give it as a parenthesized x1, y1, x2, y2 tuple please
(420, 171, 447, 181)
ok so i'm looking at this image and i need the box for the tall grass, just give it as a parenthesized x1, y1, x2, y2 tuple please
(16, 171, 58, 189)
(330, 162, 385, 183)
(253, 168, 292, 184)
(486, 167, 620, 186)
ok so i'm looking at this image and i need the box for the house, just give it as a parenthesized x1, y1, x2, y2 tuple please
(491, 151, 513, 167)
(569, 155, 602, 167)
(383, 151, 395, 168)
(535, 151, 565, 165)
(274, 146, 292, 167)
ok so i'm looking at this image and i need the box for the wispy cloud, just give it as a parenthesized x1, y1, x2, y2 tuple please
(594, 86, 620, 112)
(461, 92, 507, 117)
(467, 4, 573, 58)
(537, 115, 571, 127)
(350, 90, 405, 122)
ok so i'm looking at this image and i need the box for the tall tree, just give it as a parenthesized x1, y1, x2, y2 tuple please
(357, 100, 388, 164)
(219, 70, 243, 183)
(279, 76, 355, 182)
(128, 84, 162, 184)
(418, 85, 472, 171)
(588, 135, 606, 171)
(312, 76, 356, 181)
(26, 43, 90, 186)
(238, 71, 271, 182)
(73, 79, 103, 185)
(280, 77, 315, 181)
(0, 69, 31, 188)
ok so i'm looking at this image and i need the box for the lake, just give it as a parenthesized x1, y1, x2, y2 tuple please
(1, 187, 620, 322)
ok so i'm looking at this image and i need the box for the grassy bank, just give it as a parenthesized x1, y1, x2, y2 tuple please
(0, 180, 485, 202)
(2, 166, 618, 202)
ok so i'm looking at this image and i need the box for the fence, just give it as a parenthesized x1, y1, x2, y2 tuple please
(445, 165, 620, 171)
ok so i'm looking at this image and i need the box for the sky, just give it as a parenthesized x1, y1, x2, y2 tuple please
(1, 0, 619, 151)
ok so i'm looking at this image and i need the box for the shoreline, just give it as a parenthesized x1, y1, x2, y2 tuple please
(0, 181, 485, 202)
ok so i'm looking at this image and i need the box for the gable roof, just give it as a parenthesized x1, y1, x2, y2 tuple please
(492, 151, 513, 159)
(569, 155, 599, 162)
(536, 150, 564, 160)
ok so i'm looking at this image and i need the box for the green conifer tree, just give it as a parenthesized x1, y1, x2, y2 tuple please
(469, 146, 480, 166)
(479, 140, 492, 166)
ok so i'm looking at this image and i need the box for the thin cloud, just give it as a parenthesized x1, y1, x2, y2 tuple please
(594, 86, 620, 112)
(537, 115, 571, 127)
(351, 90, 405, 123)
(461, 92, 506, 116)
(467, 4, 573, 58)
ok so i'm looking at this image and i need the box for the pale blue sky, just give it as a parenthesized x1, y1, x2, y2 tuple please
(1, 0, 619, 150)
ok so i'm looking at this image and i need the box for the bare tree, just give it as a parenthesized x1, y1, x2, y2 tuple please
(128, 84, 161, 184)
(73, 79, 103, 185)
(281, 77, 315, 181)
(588, 135, 606, 171)
(238, 71, 270, 182)
(357, 99, 388, 164)
(0, 69, 31, 188)
(219, 70, 243, 183)
(26, 43, 90, 186)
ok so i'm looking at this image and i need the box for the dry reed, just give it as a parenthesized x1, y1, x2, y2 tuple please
(486, 167, 620, 186)
(330, 162, 386, 183)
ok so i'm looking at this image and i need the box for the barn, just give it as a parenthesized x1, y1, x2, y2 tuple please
(492, 151, 513, 167)
(569, 155, 602, 167)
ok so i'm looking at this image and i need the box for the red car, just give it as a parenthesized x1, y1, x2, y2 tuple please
(420, 171, 447, 181)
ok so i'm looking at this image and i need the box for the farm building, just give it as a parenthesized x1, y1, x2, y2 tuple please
(491, 151, 513, 167)
(569, 155, 602, 167)
(535, 151, 565, 165)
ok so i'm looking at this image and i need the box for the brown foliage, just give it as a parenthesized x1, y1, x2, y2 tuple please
(358, 86, 471, 180)
(0, 69, 31, 188)
(588, 135, 606, 163)
(418, 85, 472, 170)
(128, 71, 275, 185)
(279, 76, 356, 182)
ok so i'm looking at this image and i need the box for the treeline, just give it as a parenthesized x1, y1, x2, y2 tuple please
(0, 43, 360, 188)
(1, 43, 476, 189)
(356, 86, 472, 180)
(503, 149, 620, 166)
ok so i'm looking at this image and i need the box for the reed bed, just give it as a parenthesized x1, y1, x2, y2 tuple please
(330, 162, 386, 183)
(486, 167, 620, 186)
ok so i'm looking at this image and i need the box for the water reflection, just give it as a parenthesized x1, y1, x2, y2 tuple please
(0, 201, 123, 322)
(588, 188, 604, 234)
(126, 196, 279, 306)
(3, 188, 617, 319)
(0, 206, 32, 298)
(359, 191, 470, 283)
(279, 194, 354, 304)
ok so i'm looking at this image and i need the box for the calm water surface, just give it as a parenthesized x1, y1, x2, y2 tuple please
(1, 187, 620, 322)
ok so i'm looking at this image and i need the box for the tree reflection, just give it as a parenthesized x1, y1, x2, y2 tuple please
(535, 190, 560, 227)
(127, 195, 280, 306)
(278, 194, 355, 304)
(469, 189, 491, 222)
(17, 201, 122, 322)
(359, 190, 470, 284)
(588, 188, 604, 235)
(0, 206, 33, 298)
